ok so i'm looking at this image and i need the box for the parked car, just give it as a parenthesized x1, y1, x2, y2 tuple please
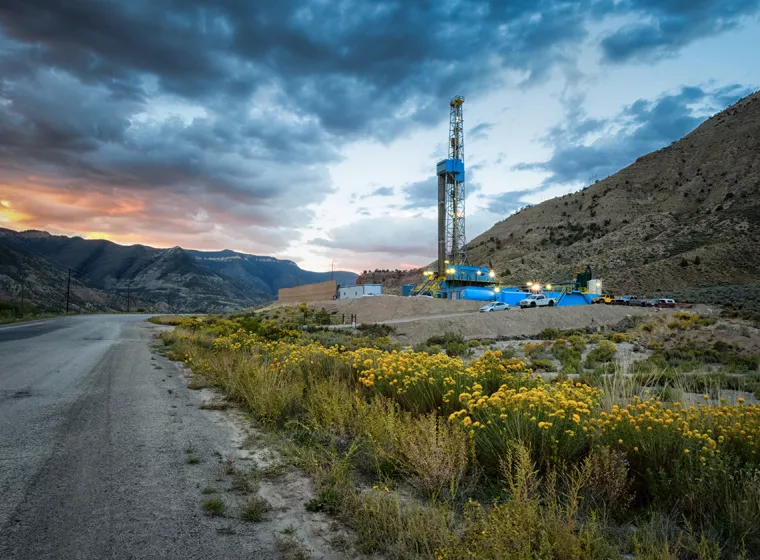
(592, 295, 613, 304)
(480, 301, 510, 312)
(645, 298, 677, 308)
(519, 294, 557, 308)
(612, 295, 639, 305)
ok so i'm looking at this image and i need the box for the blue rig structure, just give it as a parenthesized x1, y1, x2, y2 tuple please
(408, 96, 602, 305)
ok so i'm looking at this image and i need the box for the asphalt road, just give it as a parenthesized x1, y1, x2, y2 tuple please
(0, 315, 267, 559)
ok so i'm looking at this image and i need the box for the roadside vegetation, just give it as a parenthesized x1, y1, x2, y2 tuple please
(0, 300, 59, 324)
(160, 309, 760, 559)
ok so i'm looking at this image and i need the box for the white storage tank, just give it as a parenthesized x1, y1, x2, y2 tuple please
(587, 279, 603, 295)
(338, 284, 383, 299)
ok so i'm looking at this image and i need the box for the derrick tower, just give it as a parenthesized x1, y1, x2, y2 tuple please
(436, 96, 467, 276)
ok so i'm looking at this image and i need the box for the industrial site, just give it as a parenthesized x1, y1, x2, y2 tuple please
(276, 96, 659, 336)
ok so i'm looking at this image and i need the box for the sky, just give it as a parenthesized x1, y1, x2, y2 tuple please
(0, 1, 758, 273)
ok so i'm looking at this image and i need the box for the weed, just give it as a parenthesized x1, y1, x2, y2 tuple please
(241, 495, 271, 522)
(275, 534, 313, 560)
(201, 497, 226, 517)
(186, 455, 201, 465)
(305, 486, 341, 514)
(231, 469, 254, 493)
(201, 487, 216, 495)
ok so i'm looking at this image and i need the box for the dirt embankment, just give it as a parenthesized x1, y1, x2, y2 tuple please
(289, 295, 484, 323)
(389, 305, 666, 346)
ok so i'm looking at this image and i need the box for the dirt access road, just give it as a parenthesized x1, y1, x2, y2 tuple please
(0, 315, 271, 560)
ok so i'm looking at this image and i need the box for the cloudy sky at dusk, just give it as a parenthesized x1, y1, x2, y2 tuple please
(0, 1, 758, 273)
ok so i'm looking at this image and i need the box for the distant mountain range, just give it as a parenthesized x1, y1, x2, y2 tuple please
(0, 228, 356, 313)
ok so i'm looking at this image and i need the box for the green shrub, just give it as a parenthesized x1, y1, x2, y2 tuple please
(538, 328, 561, 340)
(523, 342, 548, 359)
(529, 358, 555, 372)
(357, 323, 397, 337)
(585, 340, 617, 367)
(412, 343, 442, 355)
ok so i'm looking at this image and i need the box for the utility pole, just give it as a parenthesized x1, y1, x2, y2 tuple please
(126, 279, 131, 313)
(66, 268, 71, 314)
(20, 281, 24, 318)
(331, 261, 334, 281)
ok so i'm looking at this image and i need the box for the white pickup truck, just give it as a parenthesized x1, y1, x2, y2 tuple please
(518, 294, 557, 308)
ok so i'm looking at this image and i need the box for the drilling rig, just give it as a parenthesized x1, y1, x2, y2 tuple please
(437, 95, 467, 276)
(406, 96, 605, 303)
(413, 96, 496, 298)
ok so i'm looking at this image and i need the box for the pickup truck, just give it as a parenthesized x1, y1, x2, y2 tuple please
(519, 294, 557, 308)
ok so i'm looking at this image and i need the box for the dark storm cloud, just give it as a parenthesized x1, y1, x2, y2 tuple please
(601, 0, 760, 63)
(514, 84, 755, 187)
(0, 0, 757, 253)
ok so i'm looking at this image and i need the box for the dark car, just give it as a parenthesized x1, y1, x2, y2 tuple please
(645, 298, 677, 308)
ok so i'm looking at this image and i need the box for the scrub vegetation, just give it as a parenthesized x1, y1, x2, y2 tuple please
(161, 311, 760, 559)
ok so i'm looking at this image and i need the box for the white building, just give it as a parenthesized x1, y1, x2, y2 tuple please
(337, 284, 383, 299)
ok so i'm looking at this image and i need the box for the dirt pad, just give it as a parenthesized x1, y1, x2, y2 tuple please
(390, 305, 660, 346)
(299, 295, 484, 323)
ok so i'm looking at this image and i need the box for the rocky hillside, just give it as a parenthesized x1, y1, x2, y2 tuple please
(467, 90, 760, 293)
(0, 229, 357, 312)
(0, 241, 131, 313)
(362, 90, 760, 295)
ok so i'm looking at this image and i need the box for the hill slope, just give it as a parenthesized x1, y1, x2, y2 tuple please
(0, 241, 127, 312)
(467, 91, 760, 293)
(0, 229, 357, 312)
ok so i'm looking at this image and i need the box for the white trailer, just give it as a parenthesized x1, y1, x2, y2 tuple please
(337, 284, 383, 299)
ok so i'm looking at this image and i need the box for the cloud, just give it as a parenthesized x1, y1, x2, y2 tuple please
(311, 217, 436, 258)
(486, 188, 544, 216)
(470, 122, 495, 141)
(0, 0, 757, 261)
(513, 84, 756, 187)
(400, 168, 484, 210)
(360, 186, 394, 199)
(601, 0, 760, 63)
(400, 176, 438, 209)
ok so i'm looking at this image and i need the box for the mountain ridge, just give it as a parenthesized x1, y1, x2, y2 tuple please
(0, 228, 357, 312)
